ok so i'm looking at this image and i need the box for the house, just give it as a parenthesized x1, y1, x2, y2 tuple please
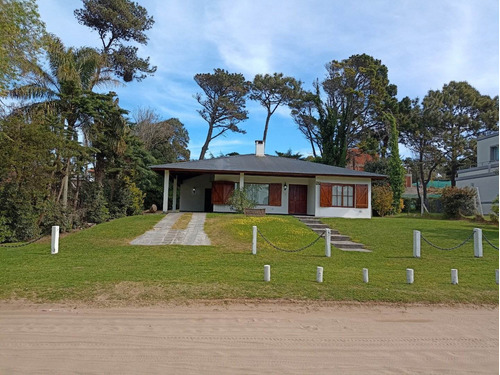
(150, 141, 385, 218)
(456, 132, 499, 214)
(345, 148, 374, 171)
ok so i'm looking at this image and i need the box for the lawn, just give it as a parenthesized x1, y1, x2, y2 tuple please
(0, 213, 497, 305)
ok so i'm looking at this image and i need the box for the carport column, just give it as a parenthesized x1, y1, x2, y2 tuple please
(172, 176, 178, 211)
(239, 173, 244, 190)
(163, 170, 170, 213)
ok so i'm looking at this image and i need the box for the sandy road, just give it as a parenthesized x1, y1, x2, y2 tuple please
(0, 302, 497, 374)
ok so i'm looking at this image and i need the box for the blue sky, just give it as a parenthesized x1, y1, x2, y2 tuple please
(37, 0, 499, 159)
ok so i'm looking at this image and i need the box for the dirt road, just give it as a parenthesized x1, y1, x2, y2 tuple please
(0, 302, 497, 374)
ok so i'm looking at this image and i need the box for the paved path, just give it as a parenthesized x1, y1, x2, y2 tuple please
(130, 213, 211, 246)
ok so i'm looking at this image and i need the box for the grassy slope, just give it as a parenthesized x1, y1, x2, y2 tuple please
(0, 213, 497, 304)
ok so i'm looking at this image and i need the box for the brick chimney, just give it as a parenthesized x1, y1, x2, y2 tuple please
(405, 174, 412, 188)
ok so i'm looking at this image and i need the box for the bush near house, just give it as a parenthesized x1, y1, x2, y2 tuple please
(441, 186, 476, 218)
(371, 184, 393, 216)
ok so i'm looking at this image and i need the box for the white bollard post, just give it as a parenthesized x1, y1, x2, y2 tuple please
(363, 268, 369, 283)
(406, 268, 414, 284)
(413, 230, 421, 258)
(451, 269, 458, 285)
(496, 269, 498, 285)
(316, 266, 324, 283)
(325, 228, 331, 258)
(473, 228, 483, 258)
(252, 226, 257, 255)
(264, 265, 271, 282)
(51, 226, 59, 255)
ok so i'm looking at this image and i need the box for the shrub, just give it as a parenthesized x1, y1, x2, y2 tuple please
(227, 188, 257, 214)
(372, 184, 393, 217)
(441, 186, 476, 218)
(0, 216, 12, 243)
(490, 195, 499, 223)
(81, 182, 110, 224)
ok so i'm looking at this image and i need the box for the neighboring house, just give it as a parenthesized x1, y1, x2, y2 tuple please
(345, 148, 374, 171)
(457, 132, 499, 214)
(151, 141, 385, 218)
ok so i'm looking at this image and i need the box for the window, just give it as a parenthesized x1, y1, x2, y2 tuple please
(332, 184, 354, 207)
(246, 184, 269, 205)
(490, 146, 499, 162)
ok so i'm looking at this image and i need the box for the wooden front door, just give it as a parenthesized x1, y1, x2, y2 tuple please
(288, 185, 308, 215)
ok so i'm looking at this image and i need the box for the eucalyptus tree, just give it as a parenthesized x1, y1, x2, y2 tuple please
(74, 0, 156, 83)
(194, 69, 249, 160)
(249, 73, 302, 143)
(422, 81, 499, 186)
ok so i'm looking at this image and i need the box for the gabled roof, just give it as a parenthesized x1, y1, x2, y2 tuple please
(151, 154, 385, 179)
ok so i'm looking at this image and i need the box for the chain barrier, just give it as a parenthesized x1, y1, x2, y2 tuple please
(257, 228, 325, 253)
(0, 234, 46, 248)
(482, 233, 499, 250)
(421, 231, 475, 251)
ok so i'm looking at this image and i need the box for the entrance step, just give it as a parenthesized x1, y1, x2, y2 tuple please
(295, 216, 370, 253)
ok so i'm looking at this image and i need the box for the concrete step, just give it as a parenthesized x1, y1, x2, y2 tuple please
(305, 223, 330, 228)
(311, 228, 340, 235)
(330, 234, 351, 241)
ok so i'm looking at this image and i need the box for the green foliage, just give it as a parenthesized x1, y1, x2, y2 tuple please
(0, 0, 46, 96)
(74, 0, 156, 82)
(490, 196, 498, 223)
(372, 184, 393, 217)
(386, 113, 405, 213)
(194, 68, 250, 159)
(80, 182, 110, 224)
(275, 149, 304, 159)
(441, 186, 476, 218)
(227, 188, 257, 214)
(0, 216, 12, 243)
(249, 72, 302, 142)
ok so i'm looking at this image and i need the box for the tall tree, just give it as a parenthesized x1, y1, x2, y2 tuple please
(386, 113, 405, 212)
(0, 0, 45, 96)
(194, 69, 249, 160)
(423, 81, 499, 186)
(399, 97, 443, 211)
(249, 73, 302, 143)
(290, 92, 321, 158)
(132, 107, 190, 162)
(74, 0, 156, 83)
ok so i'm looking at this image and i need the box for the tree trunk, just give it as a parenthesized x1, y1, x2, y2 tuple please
(262, 113, 272, 143)
(199, 124, 213, 160)
(61, 158, 71, 209)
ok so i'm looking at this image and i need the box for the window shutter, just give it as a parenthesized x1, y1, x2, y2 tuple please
(212, 181, 234, 204)
(319, 183, 332, 207)
(268, 183, 282, 206)
(355, 184, 369, 208)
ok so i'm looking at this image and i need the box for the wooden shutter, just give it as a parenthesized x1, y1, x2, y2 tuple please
(212, 181, 234, 204)
(319, 183, 332, 207)
(355, 184, 369, 208)
(268, 183, 282, 206)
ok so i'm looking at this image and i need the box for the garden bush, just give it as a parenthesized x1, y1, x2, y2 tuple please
(372, 184, 393, 217)
(441, 186, 476, 218)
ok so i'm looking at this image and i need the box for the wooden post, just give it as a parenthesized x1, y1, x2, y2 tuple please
(252, 226, 257, 255)
(451, 269, 458, 285)
(363, 268, 369, 283)
(413, 230, 421, 258)
(325, 228, 331, 257)
(163, 170, 170, 213)
(406, 268, 414, 284)
(473, 228, 483, 258)
(51, 226, 59, 255)
(264, 265, 271, 282)
(316, 266, 323, 283)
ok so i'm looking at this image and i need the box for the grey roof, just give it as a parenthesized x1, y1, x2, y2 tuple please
(150, 154, 385, 179)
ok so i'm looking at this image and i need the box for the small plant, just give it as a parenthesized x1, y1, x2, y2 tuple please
(227, 188, 257, 214)
(490, 195, 499, 223)
(441, 186, 476, 218)
(372, 184, 393, 217)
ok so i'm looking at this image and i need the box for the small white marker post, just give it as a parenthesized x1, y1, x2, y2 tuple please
(413, 230, 421, 258)
(252, 226, 257, 255)
(473, 228, 483, 258)
(406, 268, 414, 284)
(264, 265, 271, 282)
(496, 269, 498, 285)
(325, 228, 331, 258)
(316, 266, 323, 283)
(451, 269, 458, 285)
(363, 268, 369, 283)
(51, 226, 59, 255)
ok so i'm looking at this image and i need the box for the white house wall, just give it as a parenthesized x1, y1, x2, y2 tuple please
(456, 167, 499, 214)
(179, 174, 212, 212)
(315, 176, 372, 219)
(213, 174, 312, 215)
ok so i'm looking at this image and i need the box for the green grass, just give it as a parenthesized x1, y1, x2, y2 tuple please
(0, 213, 498, 305)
